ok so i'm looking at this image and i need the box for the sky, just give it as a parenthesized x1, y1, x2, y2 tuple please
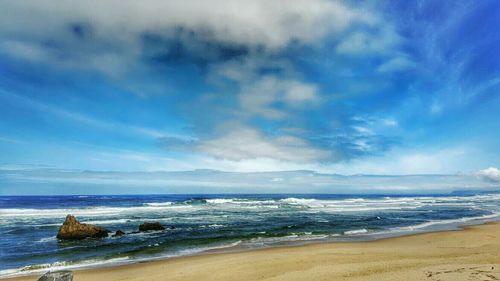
(0, 1, 499, 194)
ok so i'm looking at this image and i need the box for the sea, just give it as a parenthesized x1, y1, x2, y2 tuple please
(1, 193, 499, 277)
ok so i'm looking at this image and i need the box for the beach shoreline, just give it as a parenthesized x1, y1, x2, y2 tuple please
(5, 222, 499, 281)
(2, 194, 499, 279)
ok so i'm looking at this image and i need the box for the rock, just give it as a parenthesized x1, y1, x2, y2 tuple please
(57, 215, 109, 240)
(38, 270, 73, 281)
(112, 230, 125, 237)
(139, 221, 165, 231)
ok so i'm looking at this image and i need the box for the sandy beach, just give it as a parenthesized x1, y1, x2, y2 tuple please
(6, 222, 499, 281)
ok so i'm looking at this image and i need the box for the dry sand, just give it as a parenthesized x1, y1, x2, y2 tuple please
(7, 223, 500, 281)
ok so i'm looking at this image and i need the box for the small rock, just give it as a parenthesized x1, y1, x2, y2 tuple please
(57, 215, 109, 240)
(139, 221, 165, 231)
(112, 230, 125, 237)
(38, 270, 73, 281)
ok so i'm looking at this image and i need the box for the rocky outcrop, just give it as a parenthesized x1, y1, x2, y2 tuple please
(139, 221, 165, 231)
(112, 230, 125, 237)
(57, 215, 109, 240)
(38, 270, 73, 281)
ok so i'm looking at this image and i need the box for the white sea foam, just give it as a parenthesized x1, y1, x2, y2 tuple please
(205, 198, 277, 206)
(186, 240, 242, 252)
(207, 224, 225, 228)
(1, 193, 499, 278)
(387, 212, 500, 233)
(36, 236, 56, 243)
(206, 198, 236, 204)
(344, 229, 369, 235)
(0, 204, 198, 218)
(2, 194, 498, 220)
(27, 217, 174, 228)
(0, 240, 245, 277)
(279, 198, 319, 205)
(0, 257, 131, 278)
(274, 194, 500, 213)
(144, 202, 173, 207)
(247, 233, 330, 246)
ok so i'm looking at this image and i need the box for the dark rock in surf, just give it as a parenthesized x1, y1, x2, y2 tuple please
(56, 215, 109, 240)
(112, 230, 125, 237)
(139, 221, 165, 231)
(38, 270, 73, 281)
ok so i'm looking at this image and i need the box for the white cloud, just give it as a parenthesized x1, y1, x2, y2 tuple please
(336, 27, 402, 56)
(327, 145, 490, 175)
(382, 118, 398, 127)
(283, 80, 318, 102)
(477, 167, 500, 182)
(352, 126, 373, 135)
(377, 57, 416, 72)
(0, 0, 378, 77)
(0, 0, 372, 49)
(0, 1, 447, 174)
(0, 41, 50, 62)
(196, 124, 331, 163)
(238, 76, 319, 120)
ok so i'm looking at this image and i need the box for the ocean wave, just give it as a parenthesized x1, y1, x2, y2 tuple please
(0, 204, 198, 218)
(2, 194, 499, 219)
(206, 198, 277, 206)
(26, 217, 173, 228)
(84, 218, 132, 225)
(178, 240, 243, 255)
(275, 195, 500, 213)
(0, 239, 245, 278)
(386, 212, 500, 233)
(279, 198, 319, 205)
(199, 224, 225, 229)
(344, 229, 369, 235)
(36, 236, 57, 243)
(0, 256, 131, 278)
(278, 198, 423, 212)
(1, 198, 499, 278)
(0, 207, 132, 218)
(183, 199, 208, 205)
(206, 198, 236, 204)
(247, 233, 330, 246)
(146, 198, 271, 207)
(144, 202, 173, 207)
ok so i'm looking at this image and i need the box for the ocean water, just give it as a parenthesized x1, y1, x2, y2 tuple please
(1, 193, 499, 277)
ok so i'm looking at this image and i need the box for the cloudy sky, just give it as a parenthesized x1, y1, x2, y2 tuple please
(0, 0, 499, 181)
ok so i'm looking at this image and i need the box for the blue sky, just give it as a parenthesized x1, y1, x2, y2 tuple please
(0, 0, 499, 182)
